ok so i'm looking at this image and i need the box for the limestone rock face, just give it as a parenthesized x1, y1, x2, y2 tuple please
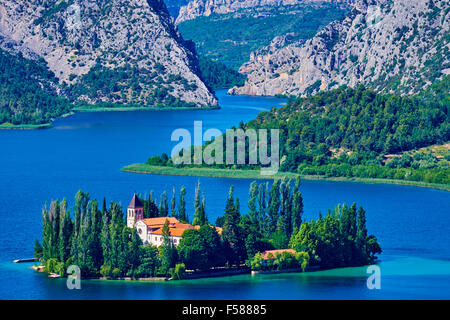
(176, 0, 356, 24)
(0, 0, 217, 107)
(229, 0, 449, 96)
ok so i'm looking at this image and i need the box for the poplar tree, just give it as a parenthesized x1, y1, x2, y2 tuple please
(222, 187, 245, 265)
(257, 183, 268, 236)
(279, 178, 292, 237)
(58, 198, 72, 264)
(248, 181, 258, 226)
(160, 219, 177, 275)
(170, 186, 176, 217)
(200, 192, 207, 225)
(178, 186, 187, 222)
(268, 180, 281, 233)
(291, 177, 303, 234)
(159, 191, 168, 216)
(102, 197, 108, 221)
(193, 181, 204, 226)
(356, 206, 368, 263)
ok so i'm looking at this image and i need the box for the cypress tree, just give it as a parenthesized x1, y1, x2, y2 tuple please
(159, 191, 168, 217)
(200, 192, 207, 226)
(58, 198, 72, 264)
(257, 183, 268, 236)
(222, 187, 245, 265)
(356, 206, 368, 263)
(178, 186, 187, 222)
(193, 181, 203, 226)
(268, 180, 281, 234)
(170, 186, 176, 217)
(248, 181, 258, 226)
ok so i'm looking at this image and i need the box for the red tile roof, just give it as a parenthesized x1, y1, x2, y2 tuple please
(141, 217, 179, 227)
(194, 225, 223, 235)
(262, 249, 296, 260)
(152, 227, 187, 237)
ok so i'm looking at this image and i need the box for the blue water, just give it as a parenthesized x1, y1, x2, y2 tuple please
(0, 90, 449, 299)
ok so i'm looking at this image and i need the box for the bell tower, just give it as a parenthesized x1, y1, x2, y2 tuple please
(127, 194, 144, 228)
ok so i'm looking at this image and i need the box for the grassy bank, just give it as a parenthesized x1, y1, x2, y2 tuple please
(0, 123, 52, 130)
(122, 164, 450, 191)
(73, 105, 220, 112)
(0, 104, 219, 130)
(122, 164, 298, 180)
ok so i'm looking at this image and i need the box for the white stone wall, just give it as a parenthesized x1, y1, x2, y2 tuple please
(148, 233, 181, 247)
(135, 220, 148, 243)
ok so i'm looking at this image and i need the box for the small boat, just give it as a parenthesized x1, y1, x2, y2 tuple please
(48, 273, 61, 278)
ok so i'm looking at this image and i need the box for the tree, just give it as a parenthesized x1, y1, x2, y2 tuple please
(270, 231, 289, 249)
(159, 191, 169, 217)
(178, 186, 187, 222)
(172, 263, 186, 280)
(193, 181, 207, 226)
(170, 186, 176, 217)
(291, 177, 303, 233)
(366, 235, 382, 261)
(102, 197, 108, 221)
(222, 187, 246, 265)
(248, 181, 258, 226)
(268, 180, 281, 233)
(198, 225, 225, 268)
(356, 206, 368, 263)
(257, 183, 268, 236)
(134, 246, 160, 278)
(33, 240, 43, 260)
(87, 200, 103, 272)
(57, 199, 72, 264)
(159, 219, 178, 275)
(177, 229, 208, 270)
(279, 178, 292, 237)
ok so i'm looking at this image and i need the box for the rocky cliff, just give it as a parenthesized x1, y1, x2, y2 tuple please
(176, 0, 356, 24)
(0, 0, 217, 107)
(229, 0, 449, 96)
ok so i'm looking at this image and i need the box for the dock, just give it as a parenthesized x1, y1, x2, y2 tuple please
(13, 258, 39, 263)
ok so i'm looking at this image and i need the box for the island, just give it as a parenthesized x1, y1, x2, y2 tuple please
(32, 179, 382, 281)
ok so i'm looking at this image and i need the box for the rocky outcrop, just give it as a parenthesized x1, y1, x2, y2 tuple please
(0, 0, 217, 107)
(229, 0, 450, 96)
(176, 0, 356, 24)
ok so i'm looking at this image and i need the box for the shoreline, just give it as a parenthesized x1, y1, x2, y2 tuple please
(0, 111, 76, 130)
(0, 123, 53, 130)
(0, 105, 220, 130)
(72, 105, 220, 112)
(122, 164, 450, 192)
(29, 264, 349, 282)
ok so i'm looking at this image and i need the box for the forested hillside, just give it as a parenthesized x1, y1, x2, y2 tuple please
(247, 77, 450, 184)
(198, 57, 246, 89)
(146, 76, 450, 186)
(0, 49, 70, 126)
(178, 2, 350, 69)
(0, 0, 217, 119)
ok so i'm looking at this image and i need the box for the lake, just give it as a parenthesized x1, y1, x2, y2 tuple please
(0, 90, 449, 299)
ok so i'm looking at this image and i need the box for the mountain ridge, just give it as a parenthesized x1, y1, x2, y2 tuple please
(229, 0, 449, 97)
(0, 0, 217, 107)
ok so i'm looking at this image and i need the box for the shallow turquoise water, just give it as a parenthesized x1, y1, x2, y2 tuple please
(0, 90, 449, 299)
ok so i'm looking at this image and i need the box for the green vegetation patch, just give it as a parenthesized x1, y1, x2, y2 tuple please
(135, 77, 450, 187)
(0, 49, 70, 126)
(178, 3, 350, 70)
